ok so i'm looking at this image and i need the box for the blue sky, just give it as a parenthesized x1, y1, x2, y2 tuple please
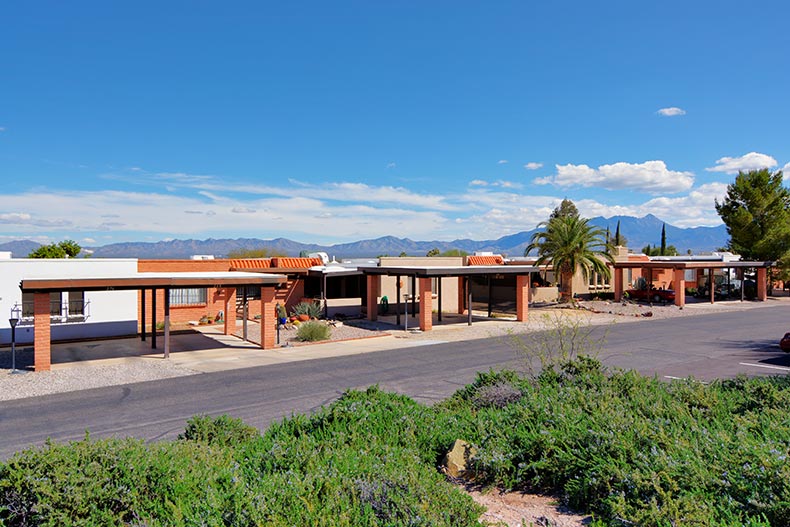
(2, 1, 789, 246)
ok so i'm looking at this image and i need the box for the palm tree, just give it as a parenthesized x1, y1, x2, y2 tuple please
(525, 215, 614, 302)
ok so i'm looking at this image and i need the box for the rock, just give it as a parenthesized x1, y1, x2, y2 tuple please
(443, 439, 478, 479)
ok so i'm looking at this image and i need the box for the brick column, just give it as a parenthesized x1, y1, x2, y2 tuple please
(418, 278, 433, 331)
(457, 277, 466, 314)
(223, 287, 237, 335)
(516, 275, 530, 321)
(260, 287, 277, 349)
(673, 268, 685, 307)
(33, 292, 51, 372)
(757, 267, 768, 301)
(613, 268, 624, 301)
(366, 275, 379, 321)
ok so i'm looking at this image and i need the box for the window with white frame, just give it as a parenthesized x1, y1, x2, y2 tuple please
(169, 288, 207, 306)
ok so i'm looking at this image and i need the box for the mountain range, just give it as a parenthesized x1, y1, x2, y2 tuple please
(0, 214, 729, 259)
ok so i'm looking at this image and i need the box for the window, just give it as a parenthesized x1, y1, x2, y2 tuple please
(68, 291, 85, 315)
(20, 292, 62, 317)
(236, 286, 261, 301)
(169, 288, 207, 306)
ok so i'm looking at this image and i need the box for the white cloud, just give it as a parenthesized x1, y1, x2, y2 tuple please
(82, 237, 97, 244)
(0, 126, 6, 132)
(231, 207, 256, 214)
(657, 107, 686, 117)
(114, 169, 457, 212)
(467, 179, 522, 189)
(0, 212, 32, 223)
(705, 152, 777, 174)
(536, 160, 694, 194)
(523, 162, 543, 170)
(783, 162, 790, 173)
(497, 160, 508, 164)
(386, 162, 397, 169)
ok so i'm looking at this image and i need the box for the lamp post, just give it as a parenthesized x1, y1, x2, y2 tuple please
(8, 317, 19, 374)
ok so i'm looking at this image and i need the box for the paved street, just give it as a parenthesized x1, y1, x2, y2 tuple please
(1, 304, 789, 459)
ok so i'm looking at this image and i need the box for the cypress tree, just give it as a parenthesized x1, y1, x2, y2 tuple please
(660, 223, 667, 256)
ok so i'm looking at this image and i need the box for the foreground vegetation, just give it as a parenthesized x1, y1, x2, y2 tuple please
(2, 359, 789, 526)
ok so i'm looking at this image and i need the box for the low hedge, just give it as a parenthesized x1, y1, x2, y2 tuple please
(2, 361, 789, 526)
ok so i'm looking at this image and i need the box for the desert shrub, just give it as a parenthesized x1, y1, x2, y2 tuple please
(437, 359, 789, 526)
(0, 436, 263, 526)
(4, 364, 790, 526)
(291, 301, 321, 319)
(296, 320, 331, 341)
(178, 414, 259, 447)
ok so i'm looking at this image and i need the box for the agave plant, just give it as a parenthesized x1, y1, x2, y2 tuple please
(291, 301, 322, 319)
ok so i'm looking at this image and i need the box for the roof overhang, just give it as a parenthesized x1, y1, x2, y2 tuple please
(20, 271, 288, 293)
(612, 261, 773, 270)
(363, 265, 539, 278)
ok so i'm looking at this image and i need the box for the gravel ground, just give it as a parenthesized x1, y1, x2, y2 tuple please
(233, 319, 385, 347)
(0, 360, 196, 402)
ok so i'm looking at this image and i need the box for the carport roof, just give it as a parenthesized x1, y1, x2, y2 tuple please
(362, 265, 539, 277)
(20, 271, 287, 293)
(612, 260, 773, 270)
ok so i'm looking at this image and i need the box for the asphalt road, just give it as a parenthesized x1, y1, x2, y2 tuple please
(2, 304, 789, 459)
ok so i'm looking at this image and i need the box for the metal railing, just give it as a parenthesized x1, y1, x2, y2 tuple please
(10, 300, 90, 323)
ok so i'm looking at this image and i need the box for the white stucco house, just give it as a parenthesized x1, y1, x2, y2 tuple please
(0, 254, 139, 345)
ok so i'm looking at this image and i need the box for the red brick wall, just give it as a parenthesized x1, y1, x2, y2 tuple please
(34, 292, 51, 371)
(136, 259, 311, 329)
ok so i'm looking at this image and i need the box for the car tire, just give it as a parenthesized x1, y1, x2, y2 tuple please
(653, 294, 662, 303)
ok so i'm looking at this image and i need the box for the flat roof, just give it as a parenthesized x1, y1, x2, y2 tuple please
(612, 260, 773, 270)
(20, 271, 287, 293)
(363, 265, 539, 277)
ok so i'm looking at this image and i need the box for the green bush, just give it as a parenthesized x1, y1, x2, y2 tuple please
(296, 320, 331, 341)
(291, 300, 321, 319)
(178, 414, 259, 447)
(3, 362, 790, 526)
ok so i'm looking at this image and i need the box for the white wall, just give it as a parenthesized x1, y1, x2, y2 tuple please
(0, 259, 139, 345)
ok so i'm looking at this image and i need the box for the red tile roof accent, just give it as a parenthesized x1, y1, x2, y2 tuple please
(271, 257, 323, 268)
(467, 255, 504, 266)
(230, 258, 272, 269)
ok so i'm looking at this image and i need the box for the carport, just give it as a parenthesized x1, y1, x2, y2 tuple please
(612, 260, 773, 307)
(20, 271, 286, 371)
(362, 265, 538, 331)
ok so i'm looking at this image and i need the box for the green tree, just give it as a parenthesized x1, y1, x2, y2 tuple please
(440, 248, 469, 257)
(28, 240, 82, 258)
(525, 215, 613, 302)
(714, 168, 790, 262)
(660, 223, 667, 256)
(227, 247, 286, 258)
(425, 248, 440, 257)
(549, 198, 580, 221)
(398, 251, 408, 257)
(642, 244, 679, 257)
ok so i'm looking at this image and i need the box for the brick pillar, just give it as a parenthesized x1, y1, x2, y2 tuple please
(673, 268, 685, 307)
(757, 267, 768, 301)
(366, 275, 379, 321)
(457, 277, 466, 314)
(613, 268, 624, 301)
(418, 278, 433, 331)
(260, 287, 277, 349)
(516, 275, 530, 321)
(223, 287, 237, 335)
(33, 292, 51, 372)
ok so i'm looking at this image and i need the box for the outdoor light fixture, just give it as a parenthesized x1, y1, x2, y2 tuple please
(8, 317, 20, 374)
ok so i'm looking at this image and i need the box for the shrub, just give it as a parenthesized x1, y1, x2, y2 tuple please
(291, 301, 321, 319)
(178, 414, 259, 447)
(296, 321, 331, 342)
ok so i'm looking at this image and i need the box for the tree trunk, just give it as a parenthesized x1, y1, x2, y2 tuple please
(559, 269, 574, 303)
